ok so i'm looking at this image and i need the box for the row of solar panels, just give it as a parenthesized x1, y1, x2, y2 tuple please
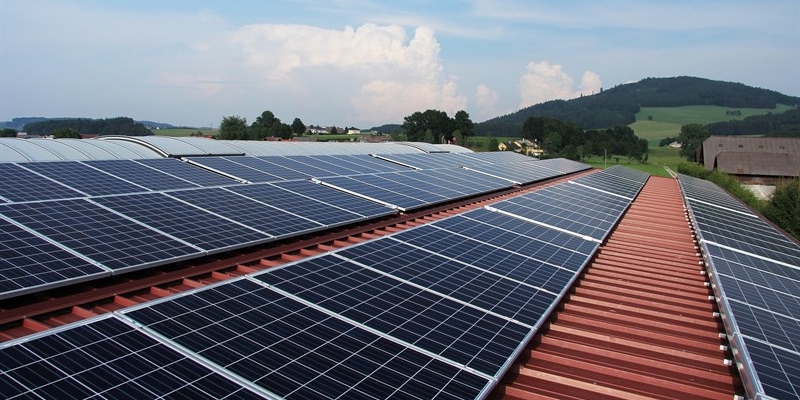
(0, 166, 650, 400)
(0, 153, 589, 300)
(678, 174, 800, 400)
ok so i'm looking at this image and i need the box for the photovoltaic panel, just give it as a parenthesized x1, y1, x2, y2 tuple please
(316, 175, 432, 211)
(680, 174, 754, 214)
(259, 156, 338, 177)
(337, 154, 412, 172)
(372, 153, 466, 170)
(0, 199, 202, 273)
(455, 151, 535, 165)
(93, 192, 270, 253)
(20, 161, 148, 196)
(375, 171, 473, 199)
(688, 199, 800, 267)
(535, 158, 593, 175)
(570, 172, 643, 199)
(286, 155, 364, 176)
(184, 156, 283, 183)
(601, 165, 650, 184)
(0, 316, 262, 399)
(0, 163, 85, 202)
(83, 159, 202, 191)
(740, 336, 800, 400)
(384, 223, 577, 294)
(134, 158, 239, 187)
(334, 239, 557, 327)
(167, 187, 324, 238)
(463, 162, 560, 185)
(706, 243, 800, 296)
(255, 254, 531, 377)
(423, 168, 514, 193)
(0, 218, 108, 300)
(271, 180, 396, 219)
(220, 156, 309, 180)
(225, 183, 369, 227)
(123, 278, 491, 400)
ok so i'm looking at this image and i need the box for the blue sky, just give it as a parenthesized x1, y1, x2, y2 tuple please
(2, 0, 798, 128)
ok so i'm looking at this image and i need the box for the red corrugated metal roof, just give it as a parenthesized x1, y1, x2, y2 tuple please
(492, 176, 744, 400)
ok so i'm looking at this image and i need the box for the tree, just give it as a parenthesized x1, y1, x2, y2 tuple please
(763, 179, 800, 239)
(487, 136, 499, 151)
(1, 128, 17, 137)
(402, 109, 452, 142)
(423, 129, 435, 144)
(451, 129, 463, 145)
(453, 110, 474, 140)
(543, 132, 563, 155)
(677, 123, 710, 161)
(291, 118, 306, 136)
(217, 115, 249, 140)
(52, 127, 81, 139)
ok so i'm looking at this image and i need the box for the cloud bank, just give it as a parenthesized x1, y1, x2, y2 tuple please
(519, 61, 602, 109)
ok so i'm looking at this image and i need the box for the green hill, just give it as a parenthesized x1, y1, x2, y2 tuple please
(476, 76, 799, 136)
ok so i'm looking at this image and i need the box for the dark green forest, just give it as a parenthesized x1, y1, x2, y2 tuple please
(707, 108, 800, 137)
(476, 76, 800, 135)
(23, 117, 152, 136)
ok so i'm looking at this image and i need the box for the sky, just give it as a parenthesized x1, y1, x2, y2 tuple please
(1, 0, 799, 129)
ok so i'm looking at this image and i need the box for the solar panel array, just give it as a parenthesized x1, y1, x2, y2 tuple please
(678, 174, 800, 400)
(0, 165, 647, 399)
(0, 152, 588, 301)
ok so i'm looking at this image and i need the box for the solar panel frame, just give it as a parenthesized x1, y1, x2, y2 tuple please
(122, 278, 492, 400)
(0, 315, 264, 399)
(222, 156, 309, 180)
(83, 159, 203, 191)
(0, 163, 86, 203)
(0, 199, 204, 273)
(270, 180, 397, 219)
(258, 156, 334, 177)
(184, 156, 284, 183)
(19, 161, 150, 197)
(316, 175, 431, 211)
(133, 158, 240, 187)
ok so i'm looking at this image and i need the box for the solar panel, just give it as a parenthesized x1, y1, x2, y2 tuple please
(135, 158, 239, 187)
(601, 165, 650, 184)
(0, 315, 262, 399)
(20, 161, 148, 196)
(535, 158, 593, 175)
(123, 278, 491, 399)
(338, 154, 412, 172)
(463, 162, 562, 185)
(571, 171, 644, 199)
(316, 175, 431, 211)
(166, 187, 323, 238)
(286, 155, 364, 176)
(423, 168, 514, 193)
(0, 217, 109, 300)
(84, 159, 202, 191)
(372, 153, 464, 170)
(259, 156, 337, 177)
(93, 193, 271, 253)
(678, 175, 800, 400)
(0, 163, 85, 202)
(225, 183, 371, 227)
(0, 199, 203, 273)
(184, 157, 284, 183)
(335, 239, 557, 328)
(271, 180, 396, 219)
(219, 156, 309, 180)
(255, 254, 531, 377)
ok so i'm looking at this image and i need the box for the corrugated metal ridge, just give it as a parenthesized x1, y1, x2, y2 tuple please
(492, 175, 744, 400)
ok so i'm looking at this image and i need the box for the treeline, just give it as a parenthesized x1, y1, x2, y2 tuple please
(23, 117, 152, 136)
(475, 76, 800, 135)
(401, 109, 474, 143)
(707, 108, 800, 137)
(216, 111, 307, 140)
(520, 116, 648, 162)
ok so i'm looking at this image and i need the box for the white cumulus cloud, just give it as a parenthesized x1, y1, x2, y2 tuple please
(519, 61, 602, 109)
(474, 84, 499, 119)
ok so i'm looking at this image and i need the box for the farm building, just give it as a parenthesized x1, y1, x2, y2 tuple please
(702, 136, 800, 183)
(0, 136, 797, 400)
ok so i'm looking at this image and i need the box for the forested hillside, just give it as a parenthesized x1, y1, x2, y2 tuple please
(707, 108, 800, 137)
(23, 117, 153, 136)
(476, 76, 800, 136)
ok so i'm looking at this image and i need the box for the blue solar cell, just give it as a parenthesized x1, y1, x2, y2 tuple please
(338, 154, 411, 172)
(0, 218, 108, 299)
(255, 254, 531, 377)
(259, 156, 334, 177)
(84, 159, 201, 191)
(185, 157, 284, 183)
(0, 199, 202, 272)
(271, 180, 396, 219)
(571, 172, 643, 199)
(0, 163, 85, 202)
(20, 161, 148, 196)
(535, 158, 592, 174)
(464, 162, 560, 185)
(0, 316, 261, 399)
(167, 187, 323, 238)
(742, 337, 800, 400)
(135, 158, 239, 187)
(93, 193, 270, 253)
(318, 175, 430, 210)
(225, 183, 367, 226)
(288, 155, 364, 175)
(123, 279, 491, 399)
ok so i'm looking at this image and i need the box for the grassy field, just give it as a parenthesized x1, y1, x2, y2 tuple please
(630, 104, 793, 143)
(581, 145, 683, 178)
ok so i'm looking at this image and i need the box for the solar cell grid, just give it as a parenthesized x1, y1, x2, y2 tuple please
(134, 158, 238, 187)
(258, 156, 333, 177)
(0, 163, 85, 202)
(85, 159, 201, 191)
(225, 184, 365, 226)
(741, 337, 800, 400)
(377, 171, 470, 199)
(374, 153, 458, 170)
(93, 192, 270, 253)
(0, 199, 202, 272)
(465, 163, 557, 185)
(535, 158, 592, 175)
(334, 241, 557, 327)
(726, 300, 800, 354)
(256, 254, 531, 377)
(167, 187, 323, 238)
(271, 180, 395, 219)
(20, 161, 148, 196)
(0, 218, 108, 299)
(123, 279, 491, 399)
(285, 155, 362, 176)
(220, 156, 308, 181)
(716, 274, 800, 323)
(306, 155, 377, 174)
(0, 316, 261, 399)
(571, 173, 642, 199)
(186, 157, 283, 183)
(424, 168, 513, 193)
(318, 175, 430, 210)
(339, 154, 412, 172)
(384, 225, 576, 293)
(706, 244, 800, 294)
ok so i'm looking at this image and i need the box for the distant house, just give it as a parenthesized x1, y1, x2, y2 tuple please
(702, 136, 800, 183)
(308, 127, 328, 135)
(346, 128, 361, 135)
(498, 139, 543, 157)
